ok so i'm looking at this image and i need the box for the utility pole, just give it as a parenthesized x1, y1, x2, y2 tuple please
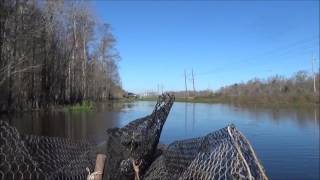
(184, 70, 188, 98)
(312, 54, 316, 93)
(161, 84, 164, 94)
(192, 69, 195, 96)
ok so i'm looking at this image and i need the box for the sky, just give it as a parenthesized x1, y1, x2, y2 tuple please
(92, 0, 319, 94)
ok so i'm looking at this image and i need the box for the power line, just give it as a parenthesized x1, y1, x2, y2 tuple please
(195, 42, 319, 76)
(184, 69, 188, 98)
(312, 54, 317, 93)
(192, 68, 195, 95)
(195, 37, 319, 76)
(196, 50, 318, 91)
(177, 37, 319, 91)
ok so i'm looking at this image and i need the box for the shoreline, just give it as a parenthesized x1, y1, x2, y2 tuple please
(0, 98, 136, 114)
(139, 96, 319, 108)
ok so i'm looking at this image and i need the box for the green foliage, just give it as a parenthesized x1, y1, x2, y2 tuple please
(142, 71, 319, 108)
(213, 71, 320, 106)
(121, 97, 138, 102)
(65, 101, 94, 112)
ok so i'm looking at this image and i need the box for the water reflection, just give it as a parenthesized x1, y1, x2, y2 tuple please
(192, 103, 195, 130)
(184, 102, 187, 134)
(183, 103, 197, 133)
(161, 102, 319, 180)
(1, 101, 319, 179)
(1, 102, 138, 143)
(225, 104, 320, 127)
(174, 102, 319, 137)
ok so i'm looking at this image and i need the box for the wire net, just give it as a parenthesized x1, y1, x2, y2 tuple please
(103, 93, 175, 180)
(0, 120, 95, 180)
(1, 94, 268, 180)
(144, 125, 268, 180)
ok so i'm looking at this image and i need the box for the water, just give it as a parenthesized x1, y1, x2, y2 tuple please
(2, 101, 319, 180)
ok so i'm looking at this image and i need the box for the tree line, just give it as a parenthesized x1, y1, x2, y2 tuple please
(215, 71, 319, 105)
(167, 70, 319, 105)
(0, 0, 123, 112)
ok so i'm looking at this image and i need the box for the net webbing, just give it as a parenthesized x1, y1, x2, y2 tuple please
(103, 94, 175, 180)
(0, 120, 95, 180)
(1, 94, 268, 180)
(144, 125, 268, 180)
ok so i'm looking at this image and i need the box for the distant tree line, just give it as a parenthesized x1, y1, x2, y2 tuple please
(215, 71, 319, 105)
(0, 0, 123, 112)
(167, 70, 319, 105)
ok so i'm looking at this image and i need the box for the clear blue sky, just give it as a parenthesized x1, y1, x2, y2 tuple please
(92, 0, 319, 94)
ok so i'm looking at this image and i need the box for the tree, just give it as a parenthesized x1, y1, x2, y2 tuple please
(0, 0, 123, 112)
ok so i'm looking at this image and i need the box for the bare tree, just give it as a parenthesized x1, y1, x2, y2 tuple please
(0, 0, 123, 112)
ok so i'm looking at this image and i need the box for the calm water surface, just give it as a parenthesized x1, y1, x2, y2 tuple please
(3, 101, 319, 180)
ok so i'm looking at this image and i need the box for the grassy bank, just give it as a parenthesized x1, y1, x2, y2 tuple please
(63, 98, 137, 112)
(140, 95, 319, 108)
(117, 97, 138, 103)
(64, 101, 94, 112)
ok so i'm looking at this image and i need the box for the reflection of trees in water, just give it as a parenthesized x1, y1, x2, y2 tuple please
(192, 103, 195, 130)
(184, 103, 187, 133)
(315, 110, 318, 127)
(62, 111, 120, 142)
(229, 104, 319, 128)
(95, 102, 135, 112)
(184, 103, 196, 133)
(1, 101, 145, 141)
(2, 111, 69, 137)
(3, 108, 121, 143)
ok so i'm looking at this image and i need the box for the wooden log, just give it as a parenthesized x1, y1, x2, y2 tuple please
(94, 154, 106, 180)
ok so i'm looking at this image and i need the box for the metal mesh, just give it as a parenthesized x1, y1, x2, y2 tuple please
(1, 94, 268, 180)
(103, 93, 175, 180)
(144, 125, 268, 180)
(0, 120, 95, 180)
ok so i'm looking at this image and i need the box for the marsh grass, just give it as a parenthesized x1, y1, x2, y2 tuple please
(140, 95, 319, 108)
(65, 101, 94, 112)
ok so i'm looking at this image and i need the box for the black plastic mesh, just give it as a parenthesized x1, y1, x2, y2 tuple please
(144, 125, 268, 180)
(0, 120, 95, 180)
(103, 94, 175, 180)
